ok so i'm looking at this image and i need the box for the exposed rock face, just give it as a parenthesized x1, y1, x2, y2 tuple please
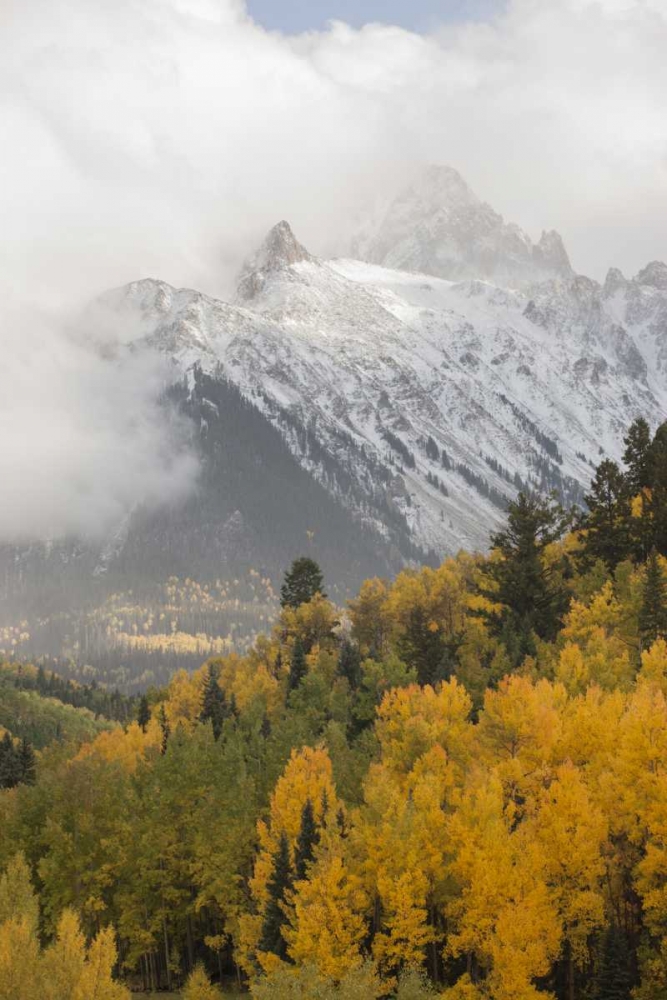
(237, 220, 315, 301)
(353, 165, 574, 289)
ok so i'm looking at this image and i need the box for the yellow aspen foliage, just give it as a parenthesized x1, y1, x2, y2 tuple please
(284, 840, 369, 978)
(0, 913, 41, 1000)
(528, 764, 607, 965)
(164, 667, 207, 728)
(440, 974, 484, 999)
(375, 680, 472, 777)
(74, 719, 161, 772)
(639, 638, 667, 693)
(356, 747, 453, 973)
(41, 908, 87, 1000)
(349, 577, 392, 658)
(555, 643, 590, 696)
(447, 774, 561, 1000)
(73, 924, 129, 1000)
(0, 852, 39, 930)
(240, 746, 340, 972)
(560, 583, 636, 690)
(183, 962, 223, 999)
(279, 594, 339, 653)
(215, 652, 281, 715)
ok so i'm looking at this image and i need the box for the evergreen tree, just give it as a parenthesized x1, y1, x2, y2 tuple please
(0, 732, 21, 789)
(294, 799, 319, 880)
(594, 925, 633, 1000)
(639, 550, 667, 649)
(337, 638, 362, 689)
(485, 491, 571, 664)
(137, 695, 151, 733)
(18, 738, 36, 786)
(259, 831, 293, 960)
(582, 460, 632, 570)
(280, 557, 326, 609)
(650, 422, 667, 557)
(623, 417, 653, 496)
(288, 639, 307, 692)
(158, 704, 170, 756)
(200, 663, 227, 740)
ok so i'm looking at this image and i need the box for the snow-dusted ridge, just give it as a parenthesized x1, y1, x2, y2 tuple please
(106, 168, 667, 558)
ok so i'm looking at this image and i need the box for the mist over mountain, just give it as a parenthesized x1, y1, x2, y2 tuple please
(2, 162, 666, 679)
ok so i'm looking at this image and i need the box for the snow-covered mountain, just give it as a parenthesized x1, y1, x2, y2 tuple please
(105, 173, 667, 558)
(3, 165, 667, 638)
(352, 165, 574, 289)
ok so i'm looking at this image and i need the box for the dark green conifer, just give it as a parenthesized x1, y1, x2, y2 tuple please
(594, 925, 633, 1000)
(623, 417, 653, 496)
(158, 704, 170, 756)
(280, 557, 325, 609)
(337, 639, 362, 689)
(18, 738, 36, 786)
(259, 831, 293, 960)
(200, 663, 227, 740)
(287, 639, 307, 692)
(485, 491, 571, 664)
(639, 550, 667, 649)
(0, 732, 21, 789)
(294, 799, 319, 880)
(137, 695, 151, 733)
(583, 460, 631, 570)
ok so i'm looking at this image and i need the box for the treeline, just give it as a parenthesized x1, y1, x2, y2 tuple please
(3, 420, 667, 999)
(1, 662, 136, 722)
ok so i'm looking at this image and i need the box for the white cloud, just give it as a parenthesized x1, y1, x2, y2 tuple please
(0, 0, 665, 541)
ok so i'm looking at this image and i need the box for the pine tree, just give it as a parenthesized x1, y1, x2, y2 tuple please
(137, 695, 151, 733)
(582, 460, 632, 570)
(0, 732, 21, 790)
(485, 491, 571, 664)
(650, 422, 667, 557)
(18, 738, 36, 786)
(337, 639, 362, 689)
(288, 639, 307, 692)
(594, 925, 633, 1000)
(158, 704, 170, 756)
(639, 551, 667, 649)
(623, 417, 653, 496)
(259, 832, 293, 960)
(294, 799, 319, 880)
(280, 557, 325, 609)
(200, 663, 227, 740)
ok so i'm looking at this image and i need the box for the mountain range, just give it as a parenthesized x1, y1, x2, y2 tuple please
(2, 164, 666, 668)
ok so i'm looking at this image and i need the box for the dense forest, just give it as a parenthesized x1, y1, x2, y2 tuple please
(3, 417, 667, 999)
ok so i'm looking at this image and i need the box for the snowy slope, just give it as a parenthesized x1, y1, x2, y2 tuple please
(105, 201, 667, 558)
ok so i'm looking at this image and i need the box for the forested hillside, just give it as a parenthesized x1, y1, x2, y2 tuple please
(3, 418, 667, 999)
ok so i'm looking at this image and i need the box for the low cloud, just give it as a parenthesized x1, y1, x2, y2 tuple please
(1, 0, 665, 541)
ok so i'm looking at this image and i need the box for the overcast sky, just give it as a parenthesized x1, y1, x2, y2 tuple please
(1, 0, 667, 541)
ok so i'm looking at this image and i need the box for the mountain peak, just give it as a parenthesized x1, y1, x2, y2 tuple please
(353, 164, 573, 288)
(635, 261, 667, 291)
(237, 221, 314, 301)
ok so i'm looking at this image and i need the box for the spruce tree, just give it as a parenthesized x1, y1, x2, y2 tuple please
(288, 639, 307, 692)
(259, 832, 293, 960)
(337, 639, 362, 689)
(18, 738, 36, 786)
(294, 799, 319, 880)
(137, 695, 151, 733)
(583, 460, 632, 570)
(623, 417, 653, 496)
(639, 550, 667, 649)
(650, 422, 667, 557)
(594, 925, 633, 1000)
(485, 491, 571, 664)
(200, 663, 227, 740)
(158, 704, 170, 756)
(280, 557, 325, 609)
(0, 732, 21, 790)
